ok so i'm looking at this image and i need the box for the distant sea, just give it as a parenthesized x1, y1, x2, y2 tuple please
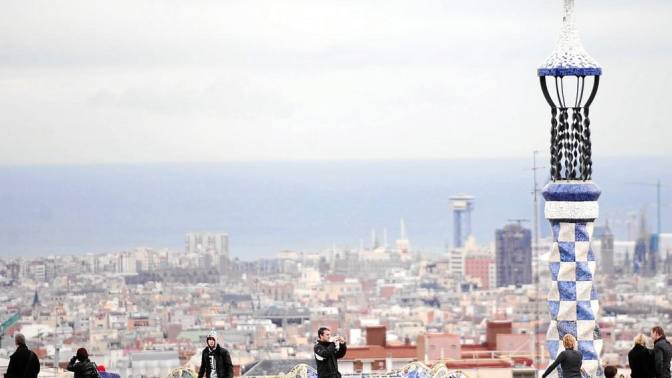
(0, 157, 670, 259)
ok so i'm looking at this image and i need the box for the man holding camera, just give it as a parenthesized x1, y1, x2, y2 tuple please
(314, 327, 347, 378)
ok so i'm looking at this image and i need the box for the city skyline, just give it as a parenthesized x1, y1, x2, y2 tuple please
(0, 157, 669, 259)
(1, 225, 668, 378)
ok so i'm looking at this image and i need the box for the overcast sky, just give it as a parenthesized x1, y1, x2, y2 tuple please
(1, 0, 671, 165)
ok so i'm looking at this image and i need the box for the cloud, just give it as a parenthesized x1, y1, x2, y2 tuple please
(0, 0, 671, 165)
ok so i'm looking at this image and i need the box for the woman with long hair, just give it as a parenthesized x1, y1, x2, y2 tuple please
(628, 333, 655, 378)
(542, 334, 583, 378)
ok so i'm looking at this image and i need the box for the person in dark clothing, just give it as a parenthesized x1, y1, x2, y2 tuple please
(651, 326, 672, 378)
(5, 333, 40, 378)
(542, 334, 583, 378)
(67, 348, 100, 378)
(197, 331, 233, 378)
(628, 334, 655, 378)
(314, 327, 347, 378)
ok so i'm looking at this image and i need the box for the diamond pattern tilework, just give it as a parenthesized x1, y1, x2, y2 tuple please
(576, 281, 592, 301)
(546, 221, 604, 378)
(576, 262, 592, 281)
(558, 262, 577, 281)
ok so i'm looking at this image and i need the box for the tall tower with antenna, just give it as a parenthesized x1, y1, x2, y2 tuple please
(449, 194, 475, 248)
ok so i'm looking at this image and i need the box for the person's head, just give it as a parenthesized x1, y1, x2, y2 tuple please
(76, 348, 88, 361)
(97, 366, 106, 373)
(14, 333, 26, 347)
(318, 327, 331, 342)
(206, 331, 218, 349)
(651, 326, 665, 341)
(604, 365, 617, 378)
(634, 333, 648, 347)
(562, 334, 576, 350)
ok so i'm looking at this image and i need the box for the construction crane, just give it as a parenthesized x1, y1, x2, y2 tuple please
(626, 180, 669, 235)
(602, 210, 639, 240)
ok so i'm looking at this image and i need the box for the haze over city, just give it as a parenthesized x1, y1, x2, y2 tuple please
(1, 1, 672, 378)
(1, 0, 671, 258)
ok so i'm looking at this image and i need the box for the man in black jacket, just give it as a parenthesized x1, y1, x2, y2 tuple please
(652, 326, 672, 378)
(314, 327, 347, 378)
(197, 331, 233, 378)
(67, 348, 100, 378)
(5, 333, 39, 378)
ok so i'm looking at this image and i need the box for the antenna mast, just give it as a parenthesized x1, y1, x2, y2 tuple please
(626, 179, 669, 235)
(524, 150, 545, 366)
(531, 151, 544, 254)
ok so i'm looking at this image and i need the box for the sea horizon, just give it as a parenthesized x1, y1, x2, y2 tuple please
(1, 156, 670, 260)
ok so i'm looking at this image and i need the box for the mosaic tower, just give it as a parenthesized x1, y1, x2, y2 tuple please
(537, 1, 604, 377)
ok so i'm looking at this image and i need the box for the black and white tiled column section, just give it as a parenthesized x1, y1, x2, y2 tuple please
(542, 181, 604, 378)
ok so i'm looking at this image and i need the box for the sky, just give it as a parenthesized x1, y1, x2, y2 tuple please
(1, 0, 671, 166)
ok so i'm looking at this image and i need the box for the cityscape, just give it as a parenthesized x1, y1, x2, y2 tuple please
(1, 204, 671, 378)
(2, 1, 672, 378)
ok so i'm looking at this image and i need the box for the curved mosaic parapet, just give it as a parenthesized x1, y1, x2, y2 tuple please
(394, 361, 470, 378)
(241, 362, 470, 378)
(166, 367, 198, 378)
(58, 361, 472, 378)
(543, 181, 604, 378)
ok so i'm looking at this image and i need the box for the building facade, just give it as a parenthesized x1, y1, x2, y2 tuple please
(495, 223, 532, 288)
(185, 232, 229, 256)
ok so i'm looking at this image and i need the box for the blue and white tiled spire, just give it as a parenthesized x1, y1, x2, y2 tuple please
(543, 181, 604, 378)
(537, 1, 605, 375)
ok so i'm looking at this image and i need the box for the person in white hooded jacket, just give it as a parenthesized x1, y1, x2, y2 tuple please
(198, 331, 233, 378)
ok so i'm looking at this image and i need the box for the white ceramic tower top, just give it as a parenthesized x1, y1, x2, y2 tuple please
(538, 0, 602, 77)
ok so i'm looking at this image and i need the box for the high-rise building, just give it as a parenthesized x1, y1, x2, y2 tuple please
(449, 194, 475, 248)
(185, 232, 229, 272)
(592, 223, 615, 275)
(599, 225, 614, 275)
(495, 223, 532, 288)
(634, 208, 653, 276)
(185, 232, 229, 256)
